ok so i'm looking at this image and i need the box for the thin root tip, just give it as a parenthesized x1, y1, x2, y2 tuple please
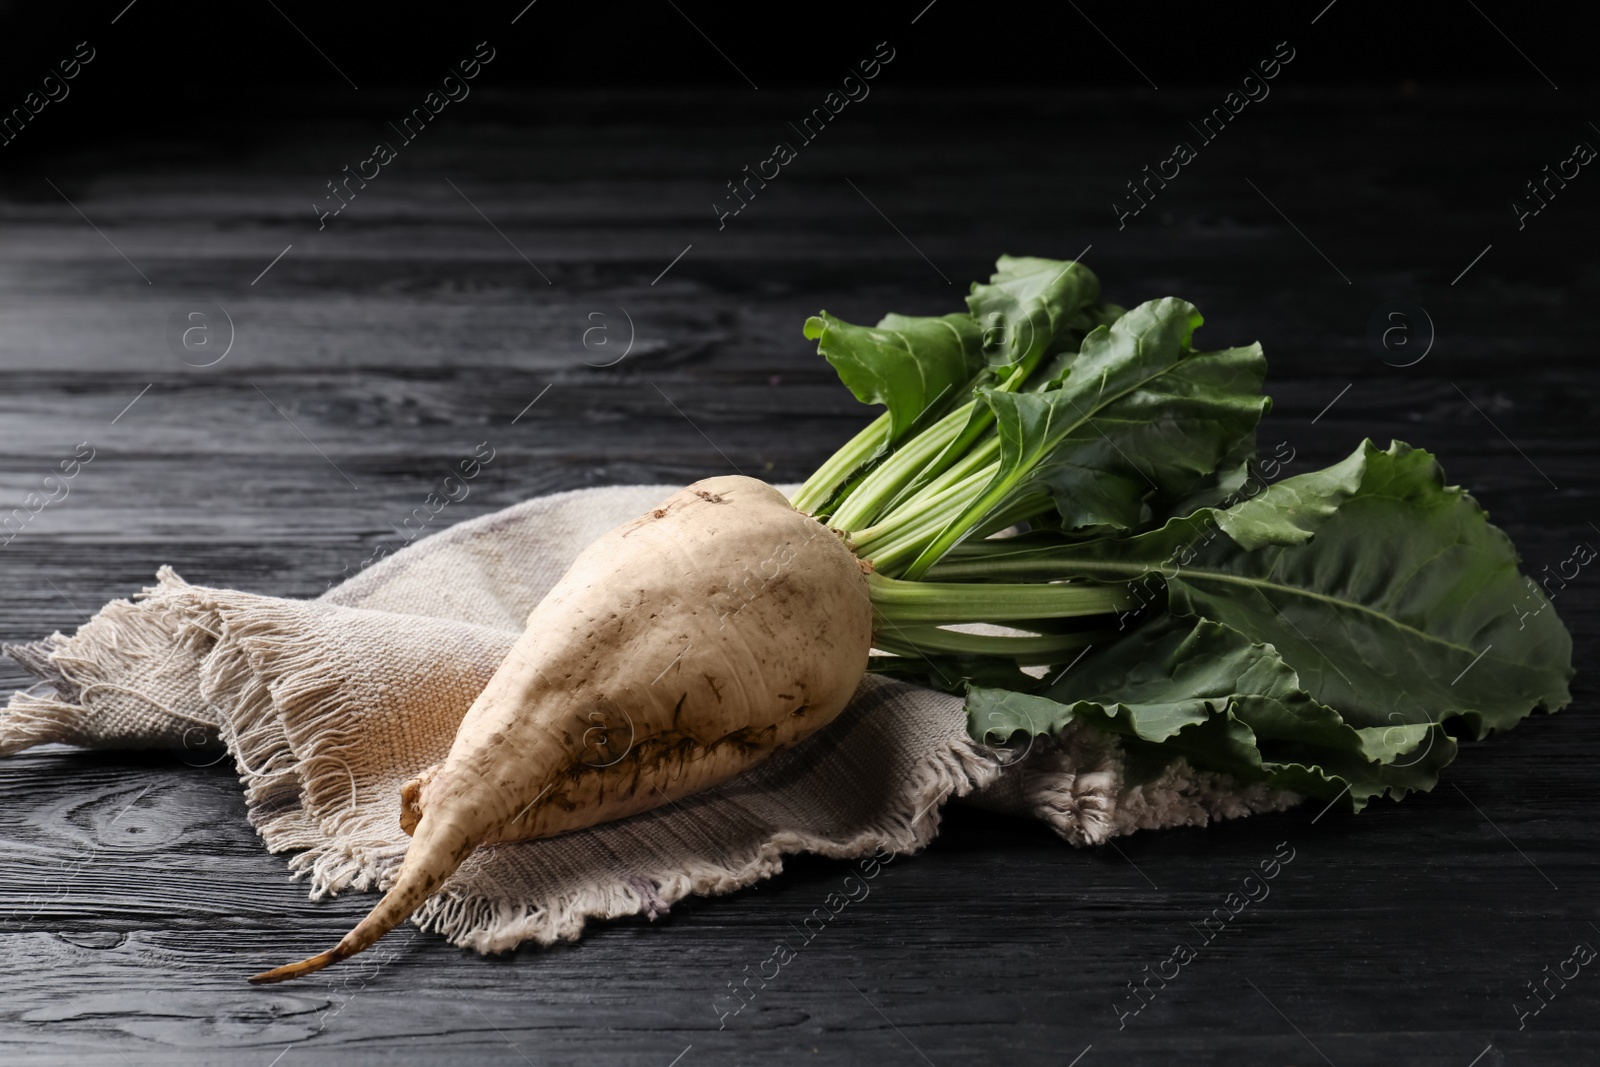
(248, 947, 347, 985)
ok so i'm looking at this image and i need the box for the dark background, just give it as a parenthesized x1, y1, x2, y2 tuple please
(0, 1, 1578, 93)
(0, 0, 1589, 158)
(1, 2, 1595, 1066)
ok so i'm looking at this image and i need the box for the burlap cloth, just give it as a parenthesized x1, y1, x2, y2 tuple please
(0, 485, 1293, 953)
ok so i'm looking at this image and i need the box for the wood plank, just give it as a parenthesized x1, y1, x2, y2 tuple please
(1, 87, 1596, 1065)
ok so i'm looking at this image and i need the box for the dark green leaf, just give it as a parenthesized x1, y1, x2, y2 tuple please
(968, 616, 1459, 808)
(947, 440, 1573, 746)
(802, 311, 985, 447)
(965, 256, 1103, 380)
(1171, 440, 1573, 740)
(1032, 342, 1269, 532)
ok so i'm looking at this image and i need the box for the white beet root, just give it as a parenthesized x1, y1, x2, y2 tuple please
(250, 475, 872, 983)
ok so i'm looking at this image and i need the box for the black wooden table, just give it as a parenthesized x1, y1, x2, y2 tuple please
(1, 82, 1596, 1066)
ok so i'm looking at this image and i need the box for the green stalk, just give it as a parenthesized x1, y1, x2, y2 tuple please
(922, 543, 1147, 583)
(852, 464, 996, 553)
(870, 624, 1100, 665)
(860, 517, 969, 576)
(835, 340, 1059, 528)
(898, 471, 1023, 581)
(876, 362, 1042, 516)
(967, 492, 1056, 540)
(863, 528, 980, 578)
(848, 447, 1006, 576)
(870, 497, 1063, 577)
(792, 411, 890, 515)
(828, 402, 974, 531)
(883, 434, 1002, 523)
(881, 406, 997, 515)
(868, 572, 1133, 625)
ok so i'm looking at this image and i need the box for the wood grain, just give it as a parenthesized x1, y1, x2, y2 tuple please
(1, 86, 1596, 1066)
